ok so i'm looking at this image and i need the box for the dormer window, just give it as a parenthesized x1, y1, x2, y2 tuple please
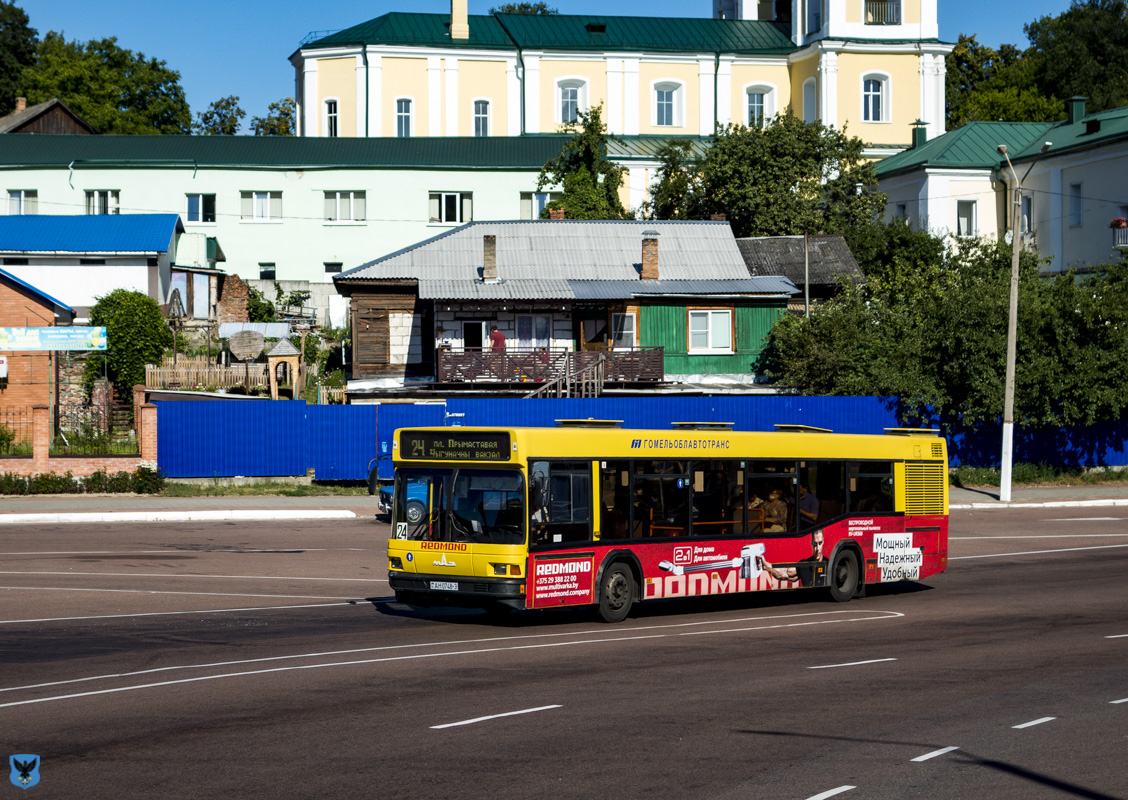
(585, 23, 606, 33)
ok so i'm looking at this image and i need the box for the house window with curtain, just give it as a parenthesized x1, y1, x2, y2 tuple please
(688, 309, 733, 354)
(429, 192, 472, 224)
(517, 315, 552, 349)
(956, 200, 977, 237)
(85, 190, 119, 215)
(520, 191, 561, 219)
(7, 190, 37, 215)
(324, 190, 366, 223)
(473, 100, 490, 137)
(396, 98, 412, 137)
(241, 191, 282, 221)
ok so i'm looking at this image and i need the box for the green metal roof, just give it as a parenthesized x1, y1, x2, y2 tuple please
(0, 133, 572, 171)
(1010, 103, 1128, 162)
(304, 11, 797, 55)
(873, 121, 1051, 178)
(306, 12, 513, 50)
(495, 13, 795, 54)
(608, 135, 713, 161)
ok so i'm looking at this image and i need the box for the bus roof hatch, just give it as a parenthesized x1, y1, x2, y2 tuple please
(554, 419, 623, 428)
(671, 422, 735, 430)
(883, 428, 941, 436)
(773, 424, 833, 433)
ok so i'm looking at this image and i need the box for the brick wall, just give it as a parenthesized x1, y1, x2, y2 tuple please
(0, 277, 59, 410)
(0, 404, 158, 479)
(216, 273, 250, 324)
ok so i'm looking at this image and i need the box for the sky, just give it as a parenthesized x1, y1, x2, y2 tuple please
(19, 0, 1075, 131)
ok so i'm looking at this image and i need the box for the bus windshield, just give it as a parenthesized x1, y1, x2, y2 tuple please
(392, 468, 525, 545)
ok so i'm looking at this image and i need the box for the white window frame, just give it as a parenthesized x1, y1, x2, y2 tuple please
(7, 190, 37, 215)
(956, 199, 977, 237)
(742, 83, 777, 127)
(861, 71, 892, 124)
(323, 97, 340, 138)
(1021, 195, 1033, 234)
(802, 78, 817, 124)
(1069, 182, 1083, 227)
(258, 262, 277, 280)
(472, 98, 491, 137)
(520, 191, 561, 219)
(687, 309, 733, 354)
(185, 193, 216, 225)
(324, 190, 366, 224)
(650, 79, 685, 128)
(611, 312, 637, 349)
(556, 77, 588, 125)
(395, 97, 414, 138)
(240, 191, 282, 223)
(429, 192, 473, 225)
(85, 190, 120, 215)
(516, 314, 553, 349)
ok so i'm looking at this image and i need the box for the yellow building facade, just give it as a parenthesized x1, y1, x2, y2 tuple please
(292, 1, 950, 150)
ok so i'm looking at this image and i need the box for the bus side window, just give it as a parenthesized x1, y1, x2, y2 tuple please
(849, 462, 893, 513)
(600, 461, 632, 540)
(531, 460, 592, 546)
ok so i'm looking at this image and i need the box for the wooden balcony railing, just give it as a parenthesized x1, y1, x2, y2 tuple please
(865, 0, 901, 24)
(435, 346, 664, 388)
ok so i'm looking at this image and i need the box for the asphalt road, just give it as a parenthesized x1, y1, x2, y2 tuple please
(0, 509, 1125, 800)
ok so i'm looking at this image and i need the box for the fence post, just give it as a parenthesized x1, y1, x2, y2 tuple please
(140, 403, 158, 464)
(32, 405, 49, 472)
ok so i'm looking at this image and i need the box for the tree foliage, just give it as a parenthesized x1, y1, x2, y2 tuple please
(0, 0, 37, 116)
(945, 34, 1062, 128)
(536, 103, 629, 220)
(194, 94, 244, 135)
(20, 31, 190, 133)
(762, 229, 1128, 429)
(250, 97, 295, 136)
(490, 2, 558, 13)
(84, 289, 173, 399)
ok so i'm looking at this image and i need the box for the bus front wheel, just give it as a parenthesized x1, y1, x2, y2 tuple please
(598, 563, 635, 623)
(828, 549, 860, 602)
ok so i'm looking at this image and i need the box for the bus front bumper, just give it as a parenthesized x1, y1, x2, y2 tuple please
(389, 571, 526, 609)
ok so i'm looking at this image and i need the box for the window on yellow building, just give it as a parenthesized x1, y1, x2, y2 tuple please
(324, 99, 339, 137)
(396, 98, 413, 137)
(557, 79, 587, 124)
(474, 100, 490, 137)
(862, 73, 890, 123)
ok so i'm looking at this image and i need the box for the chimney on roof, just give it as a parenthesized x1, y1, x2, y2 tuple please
(15, 97, 26, 113)
(641, 230, 659, 281)
(548, 207, 565, 220)
(482, 235, 497, 281)
(709, 213, 727, 221)
(911, 119, 928, 149)
(450, 0, 469, 40)
(1068, 96, 1087, 125)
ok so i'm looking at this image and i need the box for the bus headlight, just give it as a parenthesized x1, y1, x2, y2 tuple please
(389, 556, 403, 570)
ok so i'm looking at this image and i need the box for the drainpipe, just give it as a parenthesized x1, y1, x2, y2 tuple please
(516, 46, 526, 135)
(362, 44, 369, 137)
(713, 52, 720, 134)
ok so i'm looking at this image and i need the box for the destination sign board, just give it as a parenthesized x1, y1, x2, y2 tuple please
(0, 327, 107, 352)
(400, 431, 511, 462)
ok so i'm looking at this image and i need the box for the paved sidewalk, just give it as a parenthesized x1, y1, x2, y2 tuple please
(949, 483, 1128, 508)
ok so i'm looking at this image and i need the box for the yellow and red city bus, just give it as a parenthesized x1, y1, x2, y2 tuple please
(386, 421, 948, 622)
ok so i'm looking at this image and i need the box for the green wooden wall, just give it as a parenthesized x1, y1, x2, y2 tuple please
(641, 300, 786, 376)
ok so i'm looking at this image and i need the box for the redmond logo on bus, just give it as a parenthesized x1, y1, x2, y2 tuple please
(536, 560, 593, 576)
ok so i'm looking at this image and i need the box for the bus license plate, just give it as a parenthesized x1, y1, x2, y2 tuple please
(430, 581, 458, 591)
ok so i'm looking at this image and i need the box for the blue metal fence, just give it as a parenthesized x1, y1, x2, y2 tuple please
(154, 396, 1128, 479)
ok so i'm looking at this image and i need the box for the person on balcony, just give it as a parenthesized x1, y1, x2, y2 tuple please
(489, 325, 506, 352)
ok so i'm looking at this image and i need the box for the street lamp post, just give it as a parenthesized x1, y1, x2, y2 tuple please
(996, 141, 1050, 502)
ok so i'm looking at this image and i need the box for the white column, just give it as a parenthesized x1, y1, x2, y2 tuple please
(368, 53, 382, 137)
(623, 58, 640, 135)
(920, 0, 939, 39)
(1049, 166, 1063, 267)
(427, 56, 442, 136)
(716, 57, 733, 127)
(698, 57, 715, 135)
(355, 54, 367, 137)
(524, 55, 541, 133)
(302, 59, 318, 137)
(818, 49, 838, 128)
(445, 58, 459, 136)
(506, 57, 521, 136)
(931, 54, 946, 137)
(606, 59, 624, 134)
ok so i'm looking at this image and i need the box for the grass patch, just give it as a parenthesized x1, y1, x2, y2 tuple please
(951, 463, 1128, 488)
(160, 481, 368, 498)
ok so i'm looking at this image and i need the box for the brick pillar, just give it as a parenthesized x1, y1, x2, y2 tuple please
(548, 208, 565, 220)
(32, 405, 49, 473)
(641, 232, 659, 280)
(482, 235, 498, 281)
(133, 384, 146, 444)
(140, 403, 158, 464)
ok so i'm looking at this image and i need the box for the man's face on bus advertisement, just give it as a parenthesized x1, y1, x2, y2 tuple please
(811, 531, 824, 560)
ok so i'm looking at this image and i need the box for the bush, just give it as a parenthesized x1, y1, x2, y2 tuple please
(0, 466, 166, 495)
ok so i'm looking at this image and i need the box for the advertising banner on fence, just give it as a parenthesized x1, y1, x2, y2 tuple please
(0, 327, 107, 351)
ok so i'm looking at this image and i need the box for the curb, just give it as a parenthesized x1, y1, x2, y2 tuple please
(0, 510, 359, 525)
(951, 498, 1128, 510)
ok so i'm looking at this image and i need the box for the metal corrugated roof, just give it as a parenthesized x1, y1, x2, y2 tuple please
(0, 214, 182, 253)
(736, 235, 862, 286)
(874, 122, 1051, 178)
(495, 13, 795, 53)
(1010, 103, 1128, 161)
(218, 322, 291, 338)
(338, 220, 754, 283)
(0, 133, 571, 170)
(608, 135, 713, 161)
(419, 279, 574, 300)
(419, 277, 794, 300)
(307, 12, 514, 50)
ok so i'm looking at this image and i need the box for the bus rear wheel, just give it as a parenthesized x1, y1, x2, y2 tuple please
(597, 563, 635, 623)
(828, 550, 860, 603)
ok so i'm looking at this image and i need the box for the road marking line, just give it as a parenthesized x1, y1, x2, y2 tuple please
(1106, 634, 1128, 639)
(805, 787, 855, 800)
(0, 570, 385, 583)
(1111, 698, 1128, 704)
(912, 746, 959, 762)
(0, 585, 350, 603)
(0, 510, 358, 525)
(1013, 717, 1056, 729)
(0, 601, 347, 626)
(809, 658, 896, 670)
(950, 544, 1128, 560)
(1045, 518, 1125, 522)
(0, 610, 904, 706)
(431, 704, 561, 729)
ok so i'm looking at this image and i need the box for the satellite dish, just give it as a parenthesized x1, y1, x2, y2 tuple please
(1004, 231, 1014, 245)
